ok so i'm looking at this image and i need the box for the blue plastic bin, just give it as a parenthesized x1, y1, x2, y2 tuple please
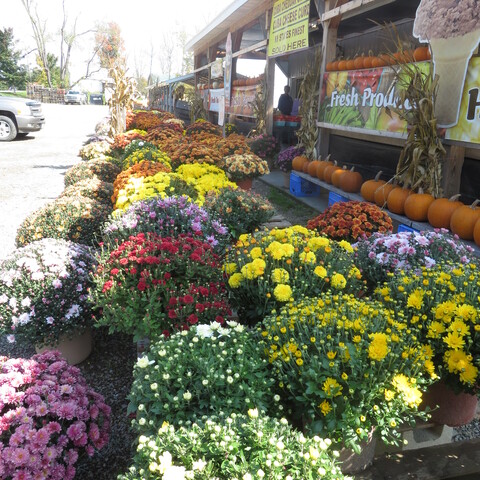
(290, 173, 321, 197)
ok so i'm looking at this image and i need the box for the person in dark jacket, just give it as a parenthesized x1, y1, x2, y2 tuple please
(277, 85, 293, 115)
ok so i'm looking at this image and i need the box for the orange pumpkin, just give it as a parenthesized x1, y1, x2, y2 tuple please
(308, 160, 322, 177)
(323, 163, 341, 184)
(371, 57, 386, 68)
(339, 167, 363, 193)
(374, 183, 396, 207)
(331, 60, 339, 71)
(404, 191, 435, 222)
(346, 59, 355, 70)
(316, 157, 333, 181)
(326, 61, 335, 72)
(413, 46, 431, 62)
(292, 155, 308, 171)
(360, 171, 385, 202)
(380, 53, 392, 66)
(331, 166, 348, 188)
(302, 160, 311, 174)
(353, 56, 365, 69)
(387, 186, 412, 215)
(363, 55, 374, 69)
(473, 217, 480, 247)
(427, 194, 464, 228)
(337, 60, 348, 71)
(450, 200, 480, 240)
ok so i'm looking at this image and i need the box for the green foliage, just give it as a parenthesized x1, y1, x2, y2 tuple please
(15, 196, 112, 247)
(0, 28, 27, 89)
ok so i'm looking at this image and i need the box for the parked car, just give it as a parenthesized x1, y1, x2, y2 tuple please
(89, 93, 105, 105)
(0, 94, 45, 141)
(64, 90, 87, 105)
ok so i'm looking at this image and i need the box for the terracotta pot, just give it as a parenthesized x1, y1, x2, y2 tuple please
(236, 177, 253, 191)
(35, 328, 92, 365)
(422, 381, 478, 427)
(338, 428, 377, 474)
(283, 171, 291, 189)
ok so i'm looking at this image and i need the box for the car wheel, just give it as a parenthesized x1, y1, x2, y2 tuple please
(0, 115, 17, 141)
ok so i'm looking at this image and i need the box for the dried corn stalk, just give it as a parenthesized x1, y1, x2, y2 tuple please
(297, 48, 322, 159)
(249, 74, 268, 135)
(107, 59, 136, 137)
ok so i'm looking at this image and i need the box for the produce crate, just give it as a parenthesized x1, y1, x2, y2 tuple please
(290, 172, 321, 197)
(397, 223, 419, 233)
(327, 191, 349, 207)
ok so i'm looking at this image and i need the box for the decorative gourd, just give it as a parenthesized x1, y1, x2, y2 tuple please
(331, 166, 348, 188)
(427, 194, 464, 228)
(473, 218, 480, 247)
(316, 156, 333, 181)
(323, 162, 341, 184)
(450, 199, 480, 240)
(360, 171, 385, 202)
(404, 190, 435, 222)
(386, 186, 412, 215)
(339, 167, 363, 193)
(292, 155, 308, 171)
(308, 160, 322, 177)
(374, 183, 396, 207)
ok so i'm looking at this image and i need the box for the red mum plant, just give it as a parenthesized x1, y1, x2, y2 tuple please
(160, 139, 222, 170)
(185, 120, 222, 137)
(145, 123, 184, 143)
(90, 233, 231, 340)
(128, 111, 163, 131)
(307, 201, 393, 243)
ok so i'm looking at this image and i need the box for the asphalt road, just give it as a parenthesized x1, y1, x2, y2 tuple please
(0, 103, 109, 259)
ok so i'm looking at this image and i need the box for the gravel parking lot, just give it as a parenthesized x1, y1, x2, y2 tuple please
(0, 103, 108, 259)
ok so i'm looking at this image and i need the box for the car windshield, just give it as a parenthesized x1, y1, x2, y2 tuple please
(68, 91, 80, 94)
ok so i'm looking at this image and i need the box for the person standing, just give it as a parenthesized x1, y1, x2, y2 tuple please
(277, 85, 293, 115)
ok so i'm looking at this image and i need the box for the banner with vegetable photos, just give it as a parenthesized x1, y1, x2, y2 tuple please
(318, 67, 409, 135)
(319, 60, 480, 145)
(226, 85, 257, 117)
(446, 57, 480, 144)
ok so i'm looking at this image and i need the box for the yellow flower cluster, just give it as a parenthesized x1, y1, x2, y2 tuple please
(115, 172, 175, 210)
(175, 163, 237, 201)
(261, 292, 430, 449)
(378, 263, 480, 391)
(226, 226, 363, 323)
(123, 149, 171, 169)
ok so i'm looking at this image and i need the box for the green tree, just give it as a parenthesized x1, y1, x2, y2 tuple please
(0, 28, 28, 89)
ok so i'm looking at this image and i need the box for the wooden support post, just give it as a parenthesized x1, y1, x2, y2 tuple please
(266, 55, 275, 135)
(442, 145, 465, 197)
(318, 0, 345, 158)
(207, 45, 217, 123)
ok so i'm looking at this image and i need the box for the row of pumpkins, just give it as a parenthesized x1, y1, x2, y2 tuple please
(325, 46, 432, 71)
(292, 155, 480, 246)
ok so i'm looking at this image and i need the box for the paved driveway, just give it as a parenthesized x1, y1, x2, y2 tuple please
(0, 103, 109, 259)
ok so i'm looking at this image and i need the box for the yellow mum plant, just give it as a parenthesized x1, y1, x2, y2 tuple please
(261, 292, 435, 452)
(377, 263, 480, 395)
(175, 163, 237, 201)
(224, 226, 364, 324)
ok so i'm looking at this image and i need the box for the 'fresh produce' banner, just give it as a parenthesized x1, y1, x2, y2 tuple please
(319, 58, 480, 145)
(267, 0, 309, 57)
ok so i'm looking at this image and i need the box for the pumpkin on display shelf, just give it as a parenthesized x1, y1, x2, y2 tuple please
(450, 200, 480, 240)
(386, 186, 412, 215)
(360, 171, 386, 202)
(354, 56, 365, 69)
(316, 156, 334, 181)
(413, 46, 431, 62)
(473, 218, 480, 247)
(404, 190, 435, 222)
(337, 59, 348, 71)
(427, 194, 464, 229)
(346, 59, 355, 70)
(374, 182, 396, 208)
(308, 160, 322, 177)
(292, 155, 308, 171)
(331, 165, 348, 188)
(302, 160, 311, 174)
(363, 54, 374, 69)
(323, 162, 341, 184)
(339, 167, 363, 193)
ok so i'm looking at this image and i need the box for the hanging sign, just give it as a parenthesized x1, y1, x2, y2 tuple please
(225, 32, 233, 108)
(267, 0, 310, 57)
(209, 88, 224, 113)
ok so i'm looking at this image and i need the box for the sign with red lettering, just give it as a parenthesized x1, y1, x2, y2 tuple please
(267, 0, 310, 58)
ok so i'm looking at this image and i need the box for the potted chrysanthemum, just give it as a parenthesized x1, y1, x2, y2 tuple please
(218, 153, 270, 190)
